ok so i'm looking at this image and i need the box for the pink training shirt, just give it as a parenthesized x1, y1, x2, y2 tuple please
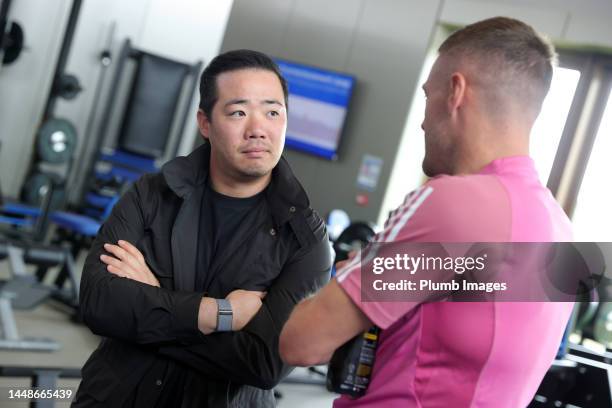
(335, 156, 573, 408)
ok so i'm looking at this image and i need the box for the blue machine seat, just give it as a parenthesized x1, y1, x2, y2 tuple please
(0, 202, 40, 228)
(84, 193, 114, 210)
(49, 194, 119, 238)
(2, 202, 42, 217)
(0, 215, 34, 227)
(49, 211, 101, 237)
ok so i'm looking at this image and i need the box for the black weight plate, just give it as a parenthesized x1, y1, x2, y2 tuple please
(53, 73, 82, 100)
(22, 172, 53, 206)
(2, 22, 24, 65)
(37, 118, 77, 164)
(22, 172, 64, 210)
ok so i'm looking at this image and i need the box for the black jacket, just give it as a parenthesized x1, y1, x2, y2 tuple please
(73, 144, 332, 407)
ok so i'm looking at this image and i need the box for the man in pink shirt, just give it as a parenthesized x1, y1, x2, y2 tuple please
(279, 17, 573, 407)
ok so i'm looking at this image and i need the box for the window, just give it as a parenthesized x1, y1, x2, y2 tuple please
(531, 67, 581, 185)
(572, 86, 612, 241)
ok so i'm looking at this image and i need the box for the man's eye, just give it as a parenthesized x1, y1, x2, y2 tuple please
(229, 111, 245, 117)
(268, 110, 279, 117)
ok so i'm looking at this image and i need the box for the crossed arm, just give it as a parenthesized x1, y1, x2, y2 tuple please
(80, 180, 332, 388)
(100, 240, 263, 334)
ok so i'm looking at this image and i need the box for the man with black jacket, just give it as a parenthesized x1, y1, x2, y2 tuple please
(73, 50, 332, 407)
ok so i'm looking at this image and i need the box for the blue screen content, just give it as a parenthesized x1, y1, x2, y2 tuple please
(276, 59, 355, 160)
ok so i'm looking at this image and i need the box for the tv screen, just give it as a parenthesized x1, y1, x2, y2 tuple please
(276, 59, 355, 160)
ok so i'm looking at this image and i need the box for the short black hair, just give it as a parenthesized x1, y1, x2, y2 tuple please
(198, 49, 289, 120)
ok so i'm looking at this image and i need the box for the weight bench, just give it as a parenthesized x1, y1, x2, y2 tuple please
(0, 240, 78, 351)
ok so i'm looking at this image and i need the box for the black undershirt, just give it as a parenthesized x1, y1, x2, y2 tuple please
(197, 181, 265, 291)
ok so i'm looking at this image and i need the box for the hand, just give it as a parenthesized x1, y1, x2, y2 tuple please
(226, 289, 266, 331)
(100, 240, 160, 287)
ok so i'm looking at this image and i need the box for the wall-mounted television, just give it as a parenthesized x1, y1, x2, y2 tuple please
(275, 59, 355, 160)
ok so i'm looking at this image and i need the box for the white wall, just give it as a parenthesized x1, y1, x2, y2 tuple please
(0, 0, 72, 197)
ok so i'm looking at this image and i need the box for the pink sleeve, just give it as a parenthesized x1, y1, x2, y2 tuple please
(337, 175, 510, 329)
(338, 265, 419, 329)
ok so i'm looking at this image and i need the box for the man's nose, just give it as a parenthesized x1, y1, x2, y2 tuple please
(245, 114, 267, 139)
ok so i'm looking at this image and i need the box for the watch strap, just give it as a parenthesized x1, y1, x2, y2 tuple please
(215, 298, 233, 332)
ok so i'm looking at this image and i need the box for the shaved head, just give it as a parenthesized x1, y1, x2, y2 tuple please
(438, 17, 556, 121)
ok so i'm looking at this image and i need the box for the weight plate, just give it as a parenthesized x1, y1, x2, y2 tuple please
(37, 118, 77, 164)
(22, 172, 64, 209)
(2, 22, 24, 65)
(53, 73, 82, 100)
(22, 172, 52, 206)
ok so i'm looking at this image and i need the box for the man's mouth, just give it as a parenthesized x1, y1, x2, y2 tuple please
(242, 147, 269, 157)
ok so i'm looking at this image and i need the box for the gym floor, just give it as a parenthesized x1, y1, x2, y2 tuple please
(0, 256, 337, 407)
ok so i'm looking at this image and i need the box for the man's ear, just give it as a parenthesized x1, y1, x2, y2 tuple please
(197, 109, 211, 141)
(447, 72, 467, 115)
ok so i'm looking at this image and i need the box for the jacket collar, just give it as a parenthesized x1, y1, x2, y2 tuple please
(161, 143, 310, 226)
